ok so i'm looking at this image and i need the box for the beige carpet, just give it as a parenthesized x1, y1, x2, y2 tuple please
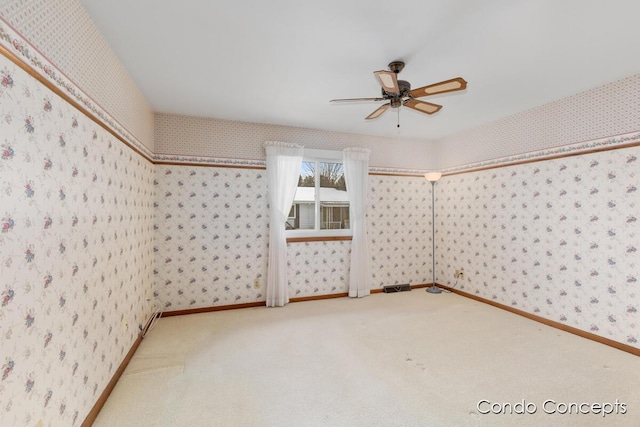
(94, 291, 640, 426)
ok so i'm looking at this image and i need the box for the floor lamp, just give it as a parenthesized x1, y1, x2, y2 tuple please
(425, 172, 442, 294)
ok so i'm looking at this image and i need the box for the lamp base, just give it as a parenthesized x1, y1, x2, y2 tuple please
(426, 285, 442, 294)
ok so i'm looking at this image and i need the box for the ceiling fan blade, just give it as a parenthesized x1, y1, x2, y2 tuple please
(404, 99, 442, 115)
(365, 103, 390, 120)
(374, 70, 399, 94)
(410, 77, 467, 98)
(330, 97, 386, 102)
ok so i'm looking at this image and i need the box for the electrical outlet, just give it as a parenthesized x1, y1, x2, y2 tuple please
(122, 320, 128, 334)
(254, 278, 260, 289)
(459, 272, 465, 280)
(454, 269, 461, 278)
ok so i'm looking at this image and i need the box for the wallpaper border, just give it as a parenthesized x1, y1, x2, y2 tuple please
(0, 18, 153, 160)
(154, 154, 265, 169)
(115, 129, 640, 175)
(442, 130, 640, 175)
(158, 134, 640, 177)
(154, 153, 431, 176)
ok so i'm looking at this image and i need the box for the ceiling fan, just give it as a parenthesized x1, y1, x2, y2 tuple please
(330, 61, 467, 124)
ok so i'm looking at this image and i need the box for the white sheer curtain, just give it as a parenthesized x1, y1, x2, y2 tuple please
(265, 142, 303, 307)
(343, 148, 371, 298)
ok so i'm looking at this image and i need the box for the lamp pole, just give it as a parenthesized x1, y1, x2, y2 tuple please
(424, 172, 442, 294)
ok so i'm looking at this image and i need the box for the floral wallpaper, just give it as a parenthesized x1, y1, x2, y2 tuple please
(0, 54, 155, 426)
(154, 169, 433, 310)
(368, 175, 433, 288)
(287, 241, 351, 297)
(437, 147, 639, 348)
(153, 166, 270, 310)
(153, 165, 354, 309)
(154, 166, 351, 311)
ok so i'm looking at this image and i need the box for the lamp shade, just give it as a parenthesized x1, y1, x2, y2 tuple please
(424, 172, 442, 182)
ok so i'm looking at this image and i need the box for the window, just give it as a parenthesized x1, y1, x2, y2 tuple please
(286, 149, 351, 237)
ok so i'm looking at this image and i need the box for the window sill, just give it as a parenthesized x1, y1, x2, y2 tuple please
(286, 236, 353, 243)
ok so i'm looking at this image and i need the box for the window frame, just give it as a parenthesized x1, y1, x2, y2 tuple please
(286, 149, 352, 239)
(287, 204, 297, 220)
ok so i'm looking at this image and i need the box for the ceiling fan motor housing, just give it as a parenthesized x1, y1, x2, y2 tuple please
(383, 80, 411, 108)
(397, 80, 411, 96)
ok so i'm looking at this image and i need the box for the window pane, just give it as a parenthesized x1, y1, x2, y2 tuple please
(319, 162, 345, 191)
(299, 161, 315, 187)
(286, 161, 315, 230)
(319, 162, 349, 230)
(294, 203, 315, 230)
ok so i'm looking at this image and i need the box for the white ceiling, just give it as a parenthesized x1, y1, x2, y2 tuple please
(80, 0, 640, 142)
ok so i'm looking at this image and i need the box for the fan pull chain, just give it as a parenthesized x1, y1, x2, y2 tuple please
(397, 108, 400, 128)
